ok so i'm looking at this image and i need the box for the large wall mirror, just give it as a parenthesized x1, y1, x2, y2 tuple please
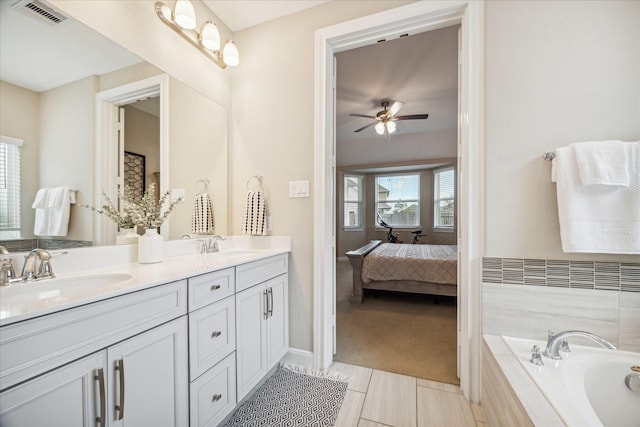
(0, 1, 228, 249)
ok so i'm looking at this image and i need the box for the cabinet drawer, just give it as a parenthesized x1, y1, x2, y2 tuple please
(189, 352, 237, 427)
(236, 254, 288, 292)
(188, 267, 235, 311)
(189, 296, 236, 381)
(0, 280, 187, 390)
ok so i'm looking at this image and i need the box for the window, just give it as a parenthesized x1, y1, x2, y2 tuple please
(343, 174, 363, 229)
(375, 174, 420, 228)
(434, 167, 455, 230)
(0, 136, 23, 239)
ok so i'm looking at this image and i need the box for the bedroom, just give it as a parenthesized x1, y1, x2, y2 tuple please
(334, 25, 460, 384)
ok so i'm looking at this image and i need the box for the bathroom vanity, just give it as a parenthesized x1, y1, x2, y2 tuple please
(0, 239, 290, 427)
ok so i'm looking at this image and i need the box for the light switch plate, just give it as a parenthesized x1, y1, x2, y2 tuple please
(289, 180, 309, 198)
(171, 188, 185, 202)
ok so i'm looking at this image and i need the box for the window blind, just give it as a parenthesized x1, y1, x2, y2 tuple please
(434, 167, 455, 229)
(0, 136, 23, 239)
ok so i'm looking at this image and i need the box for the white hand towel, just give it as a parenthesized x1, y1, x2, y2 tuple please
(191, 193, 215, 234)
(32, 188, 49, 236)
(552, 142, 640, 254)
(572, 140, 630, 186)
(241, 191, 266, 236)
(45, 187, 71, 236)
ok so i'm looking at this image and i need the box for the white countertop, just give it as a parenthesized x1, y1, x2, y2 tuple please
(0, 236, 291, 326)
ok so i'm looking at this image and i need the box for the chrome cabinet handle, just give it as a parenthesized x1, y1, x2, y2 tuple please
(211, 331, 222, 338)
(212, 393, 222, 402)
(263, 290, 268, 319)
(94, 368, 106, 427)
(210, 284, 221, 291)
(115, 359, 125, 420)
(267, 287, 274, 317)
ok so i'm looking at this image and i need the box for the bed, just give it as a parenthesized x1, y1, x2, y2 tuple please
(345, 240, 457, 303)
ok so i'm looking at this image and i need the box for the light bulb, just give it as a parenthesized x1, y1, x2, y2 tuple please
(375, 122, 385, 135)
(200, 21, 221, 51)
(223, 40, 240, 66)
(174, 0, 196, 30)
(386, 121, 396, 133)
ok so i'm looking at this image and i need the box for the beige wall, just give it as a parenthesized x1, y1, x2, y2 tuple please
(230, 1, 414, 352)
(484, 0, 639, 263)
(0, 81, 40, 239)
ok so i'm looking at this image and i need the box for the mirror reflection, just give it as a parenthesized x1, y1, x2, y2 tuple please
(0, 1, 228, 249)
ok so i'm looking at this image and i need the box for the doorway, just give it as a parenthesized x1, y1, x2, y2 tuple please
(313, 1, 484, 402)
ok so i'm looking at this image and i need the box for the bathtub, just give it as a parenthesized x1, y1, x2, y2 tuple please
(502, 336, 640, 427)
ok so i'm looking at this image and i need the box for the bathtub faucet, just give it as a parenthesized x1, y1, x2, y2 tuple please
(543, 330, 616, 360)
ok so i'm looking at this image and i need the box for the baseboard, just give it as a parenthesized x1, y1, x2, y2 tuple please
(282, 348, 314, 367)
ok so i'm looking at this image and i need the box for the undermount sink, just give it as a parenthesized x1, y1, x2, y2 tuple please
(0, 273, 134, 306)
(217, 249, 264, 258)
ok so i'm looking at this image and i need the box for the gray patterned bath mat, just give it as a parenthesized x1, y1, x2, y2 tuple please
(223, 365, 348, 426)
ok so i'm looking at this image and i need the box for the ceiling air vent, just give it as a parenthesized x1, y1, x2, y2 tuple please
(12, 0, 68, 25)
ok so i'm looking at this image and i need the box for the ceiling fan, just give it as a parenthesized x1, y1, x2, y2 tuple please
(350, 100, 429, 138)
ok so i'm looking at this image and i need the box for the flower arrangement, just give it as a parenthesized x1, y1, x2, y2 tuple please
(125, 183, 182, 229)
(82, 184, 182, 229)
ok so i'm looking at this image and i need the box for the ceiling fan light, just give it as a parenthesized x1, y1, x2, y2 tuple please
(375, 122, 385, 135)
(174, 0, 196, 29)
(386, 121, 397, 133)
(200, 21, 221, 51)
(223, 40, 240, 66)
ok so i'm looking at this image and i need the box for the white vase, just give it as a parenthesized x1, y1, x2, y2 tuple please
(115, 227, 139, 245)
(138, 228, 163, 264)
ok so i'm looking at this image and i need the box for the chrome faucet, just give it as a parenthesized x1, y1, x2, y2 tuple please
(0, 247, 17, 286)
(543, 330, 616, 360)
(208, 235, 226, 253)
(20, 248, 55, 282)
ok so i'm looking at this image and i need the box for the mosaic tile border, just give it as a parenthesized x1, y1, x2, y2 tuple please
(482, 257, 640, 293)
(0, 239, 93, 252)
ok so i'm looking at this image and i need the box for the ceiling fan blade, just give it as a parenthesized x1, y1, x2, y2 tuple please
(395, 114, 429, 120)
(349, 113, 376, 119)
(388, 101, 405, 117)
(354, 122, 375, 133)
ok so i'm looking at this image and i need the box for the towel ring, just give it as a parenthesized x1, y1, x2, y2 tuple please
(246, 175, 264, 192)
(194, 179, 209, 194)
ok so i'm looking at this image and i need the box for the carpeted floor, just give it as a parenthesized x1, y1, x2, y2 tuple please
(223, 366, 348, 426)
(334, 260, 459, 385)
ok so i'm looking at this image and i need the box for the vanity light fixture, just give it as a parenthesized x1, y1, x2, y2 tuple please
(155, 0, 239, 69)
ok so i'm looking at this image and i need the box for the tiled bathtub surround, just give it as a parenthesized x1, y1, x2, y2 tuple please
(483, 257, 640, 292)
(483, 257, 640, 352)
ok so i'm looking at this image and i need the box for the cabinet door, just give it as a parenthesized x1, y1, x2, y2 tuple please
(107, 316, 188, 427)
(266, 274, 289, 370)
(0, 351, 107, 427)
(235, 283, 267, 400)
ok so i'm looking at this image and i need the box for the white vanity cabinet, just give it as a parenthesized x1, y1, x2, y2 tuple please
(235, 254, 289, 401)
(187, 268, 237, 427)
(0, 280, 188, 427)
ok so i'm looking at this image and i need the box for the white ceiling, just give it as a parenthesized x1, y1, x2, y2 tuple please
(0, 0, 142, 93)
(203, 0, 329, 32)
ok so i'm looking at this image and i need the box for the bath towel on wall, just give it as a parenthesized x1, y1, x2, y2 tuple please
(551, 140, 640, 254)
(191, 192, 215, 234)
(32, 187, 73, 236)
(241, 191, 266, 236)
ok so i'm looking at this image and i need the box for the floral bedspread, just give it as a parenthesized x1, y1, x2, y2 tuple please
(361, 243, 457, 285)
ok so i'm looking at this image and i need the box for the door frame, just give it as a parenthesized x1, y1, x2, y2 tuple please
(94, 74, 169, 245)
(313, 1, 484, 401)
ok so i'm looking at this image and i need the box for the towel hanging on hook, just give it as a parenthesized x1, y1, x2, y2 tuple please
(242, 175, 266, 235)
(192, 179, 214, 234)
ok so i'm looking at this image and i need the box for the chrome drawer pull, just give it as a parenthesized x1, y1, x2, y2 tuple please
(94, 368, 106, 427)
(211, 331, 222, 338)
(212, 393, 222, 402)
(115, 359, 125, 420)
(210, 284, 221, 291)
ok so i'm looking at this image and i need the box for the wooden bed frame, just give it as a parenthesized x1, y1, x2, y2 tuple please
(345, 240, 457, 304)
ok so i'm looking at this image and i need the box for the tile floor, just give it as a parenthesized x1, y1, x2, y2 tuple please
(329, 362, 487, 427)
